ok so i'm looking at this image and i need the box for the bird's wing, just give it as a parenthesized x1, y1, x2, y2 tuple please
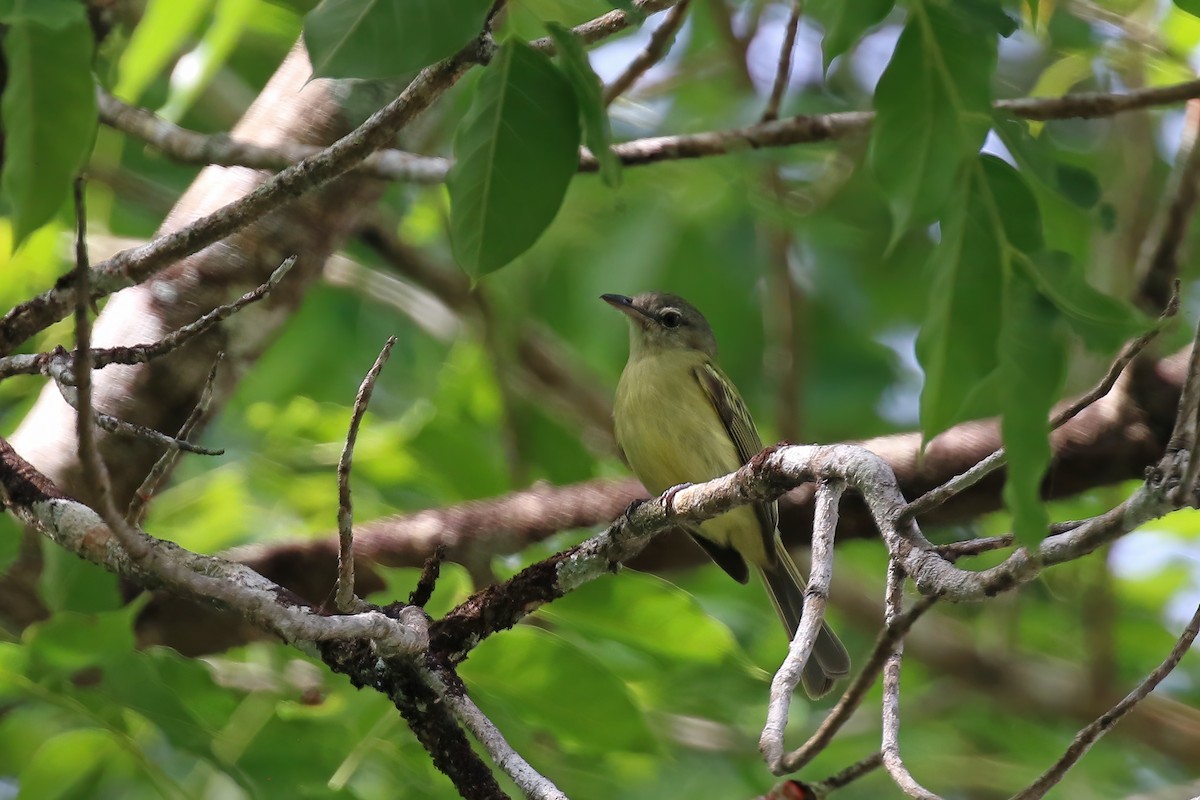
(693, 361, 780, 550)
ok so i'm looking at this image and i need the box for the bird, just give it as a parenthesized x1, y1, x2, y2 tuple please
(604, 291, 850, 698)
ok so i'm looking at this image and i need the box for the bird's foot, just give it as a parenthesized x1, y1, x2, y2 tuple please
(662, 482, 694, 517)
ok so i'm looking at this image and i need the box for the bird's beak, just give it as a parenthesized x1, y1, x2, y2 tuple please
(601, 294, 653, 324)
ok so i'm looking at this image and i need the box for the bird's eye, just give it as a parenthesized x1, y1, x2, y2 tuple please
(660, 309, 683, 328)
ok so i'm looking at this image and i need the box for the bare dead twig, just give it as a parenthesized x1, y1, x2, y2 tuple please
(809, 751, 884, 795)
(761, 479, 844, 773)
(879, 561, 941, 800)
(126, 355, 224, 525)
(1136, 99, 1200, 312)
(337, 336, 397, 613)
(0, 256, 295, 381)
(70, 178, 153, 561)
(603, 0, 692, 105)
(761, 0, 804, 122)
(409, 544, 448, 608)
(1010, 600, 1200, 800)
(779, 594, 938, 773)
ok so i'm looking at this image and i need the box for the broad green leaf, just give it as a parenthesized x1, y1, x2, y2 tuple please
(1018, 252, 1148, 352)
(156, 0, 261, 122)
(0, 0, 85, 27)
(999, 273, 1067, 546)
(113, 0, 212, 103)
(539, 571, 741, 664)
(460, 625, 655, 753)
(1, 18, 97, 247)
(1174, 0, 1200, 20)
(915, 177, 1001, 438)
(917, 157, 1043, 437)
(19, 729, 123, 800)
(868, 0, 997, 238)
(304, 0, 491, 79)
(38, 545, 122, 614)
(978, 155, 1042, 254)
(546, 22, 621, 187)
(24, 608, 137, 676)
(448, 38, 581, 278)
(808, 0, 894, 70)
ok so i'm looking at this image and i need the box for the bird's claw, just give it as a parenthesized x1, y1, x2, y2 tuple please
(662, 482, 694, 517)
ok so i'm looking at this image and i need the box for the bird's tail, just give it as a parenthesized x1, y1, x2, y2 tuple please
(759, 538, 851, 699)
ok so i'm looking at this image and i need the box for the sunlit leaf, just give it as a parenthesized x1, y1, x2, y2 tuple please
(448, 38, 580, 278)
(1, 17, 97, 247)
(20, 729, 125, 800)
(114, 0, 212, 103)
(304, 0, 491, 79)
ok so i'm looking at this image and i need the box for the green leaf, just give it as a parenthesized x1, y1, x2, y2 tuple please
(20, 729, 124, 800)
(539, 571, 742, 664)
(39, 545, 122, 614)
(1174, 0, 1200, 20)
(24, 608, 137, 676)
(113, 0, 212, 103)
(155, 0, 260, 123)
(304, 0, 491, 79)
(868, 0, 997, 238)
(978, 155, 1043, 253)
(809, 0, 894, 70)
(1, 18, 97, 247)
(0, 0, 85, 27)
(915, 176, 1002, 438)
(546, 22, 621, 187)
(999, 273, 1067, 546)
(460, 625, 655, 754)
(448, 38, 581, 278)
(1018, 252, 1148, 352)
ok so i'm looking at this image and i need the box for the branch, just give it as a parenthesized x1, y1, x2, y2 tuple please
(1010, 599, 1200, 800)
(603, 0, 692, 105)
(336, 337, 396, 613)
(879, 561, 940, 800)
(760, 0, 804, 122)
(760, 479, 844, 773)
(0, 0, 680, 357)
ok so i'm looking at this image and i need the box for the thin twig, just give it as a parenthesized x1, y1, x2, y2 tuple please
(603, 0, 692, 105)
(902, 291, 1179, 523)
(761, 479, 844, 773)
(70, 178, 152, 561)
(126, 354, 224, 525)
(1010, 599, 1200, 800)
(809, 751, 884, 795)
(761, 0, 804, 122)
(780, 594, 937, 772)
(336, 336, 397, 613)
(0, 257, 295, 381)
(410, 544, 448, 608)
(879, 561, 941, 800)
(438, 682, 568, 800)
(1136, 99, 1200, 312)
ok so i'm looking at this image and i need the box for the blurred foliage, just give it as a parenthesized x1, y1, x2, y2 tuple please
(0, 0, 1199, 798)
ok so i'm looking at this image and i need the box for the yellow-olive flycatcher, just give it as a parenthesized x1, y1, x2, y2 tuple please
(604, 291, 850, 698)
